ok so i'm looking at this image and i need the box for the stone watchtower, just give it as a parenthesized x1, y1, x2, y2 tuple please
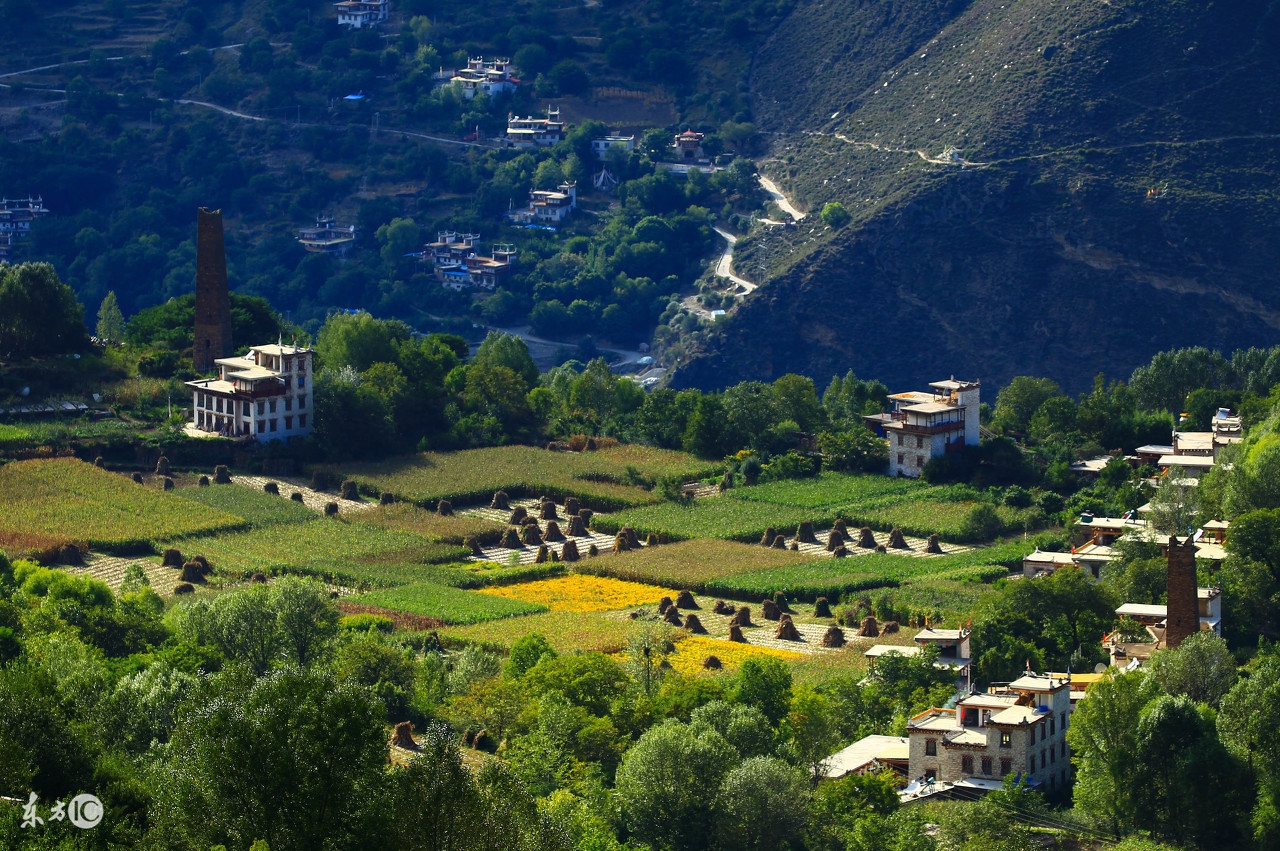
(1165, 535, 1199, 649)
(193, 207, 233, 372)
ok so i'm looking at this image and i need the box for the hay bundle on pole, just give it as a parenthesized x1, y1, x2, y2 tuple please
(825, 528, 846, 551)
(376, 488, 392, 504)
(566, 515, 587, 536)
(728, 624, 747, 643)
(214, 465, 232, 484)
(881, 620, 900, 634)
(858, 527, 876, 548)
(658, 596, 674, 614)
(926, 534, 943, 553)
(491, 490, 510, 510)
(684, 614, 708, 634)
(889, 528, 908, 549)
(731, 606, 754, 627)
(775, 614, 802, 641)
(874, 544, 887, 553)
(675, 590, 698, 609)
(131, 472, 144, 484)
(645, 533, 660, 547)
(174, 583, 195, 595)
(820, 625, 847, 648)
(324, 502, 339, 516)
(621, 527, 641, 549)
(160, 477, 173, 491)
(390, 721, 420, 751)
(856, 616, 879, 637)
(761, 598, 781, 620)
(436, 499, 454, 517)
(760, 526, 777, 547)
(713, 599, 735, 615)
(814, 597, 832, 618)
(291, 492, 304, 502)
(663, 607, 683, 627)
(771, 535, 787, 549)
(500, 528, 523, 549)
(264, 482, 279, 495)
(534, 545, 549, 564)
(773, 592, 793, 613)
(540, 500, 558, 520)
(250, 573, 267, 583)
(588, 543, 599, 557)
(464, 536, 483, 556)
(508, 506, 528, 524)
(198, 475, 210, 486)
(833, 518, 849, 537)
(833, 546, 849, 558)
(180, 562, 207, 584)
(522, 516, 540, 526)
(703, 654, 722, 668)
(162, 548, 184, 568)
(796, 521, 817, 544)
(578, 509, 594, 526)
(613, 534, 630, 553)
(340, 480, 359, 500)
(155, 455, 171, 476)
(561, 540, 580, 562)
(521, 525, 543, 546)
(564, 497, 580, 516)
(543, 521, 566, 542)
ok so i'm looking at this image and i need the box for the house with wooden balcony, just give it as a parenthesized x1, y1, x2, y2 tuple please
(450, 57, 518, 100)
(864, 377, 980, 478)
(186, 343, 313, 441)
(297, 216, 356, 256)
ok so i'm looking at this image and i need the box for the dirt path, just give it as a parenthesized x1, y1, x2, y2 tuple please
(232, 474, 377, 514)
(712, 227, 756, 292)
(758, 175, 807, 220)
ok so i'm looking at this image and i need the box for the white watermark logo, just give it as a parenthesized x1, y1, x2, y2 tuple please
(20, 792, 103, 829)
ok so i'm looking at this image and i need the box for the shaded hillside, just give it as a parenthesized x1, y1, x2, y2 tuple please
(674, 0, 1280, 394)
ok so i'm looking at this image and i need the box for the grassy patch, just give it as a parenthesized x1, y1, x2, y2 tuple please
(477, 574, 677, 613)
(358, 503, 506, 544)
(576, 539, 812, 591)
(354, 582, 547, 624)
(726, 473, 925, 509)
(0, 458, 245, 552)
(176, 483, 318, 527)
(596, 498, 819, 543)
(438, 610, 642, 654)
(330, 445, 718, 511)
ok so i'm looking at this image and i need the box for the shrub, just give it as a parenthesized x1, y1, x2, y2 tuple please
(820, 201, 851, 228)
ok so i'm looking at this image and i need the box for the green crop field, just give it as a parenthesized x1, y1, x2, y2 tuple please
(576, 539, 813, 590)
(331, 445, 719, 511)
(438, 610, 642, 654)
(174, 518, 468, 586)
(176, 484, 319, 527)
(0, 458, 246, 553)
(359, 503, 506, 544)
(354, 582, 547, 624)
(843, 501, 1030, 541)
(701, 541, 1026, 601)
(595, 498, 820, 542)
(725, 473, 926, 509)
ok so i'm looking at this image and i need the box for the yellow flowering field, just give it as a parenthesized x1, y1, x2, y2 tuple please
(666, 635, 807, 676)
(477, 574, 677, 613)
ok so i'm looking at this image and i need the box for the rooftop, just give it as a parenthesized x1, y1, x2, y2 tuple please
(823, 735, 909, 779)
(907, 707, 957, 732)
(988, 705, 1046, 726)
(916, 627, 966, 641)
(1158, 454, 1216, 469)
(1006, 673, 1069, 692)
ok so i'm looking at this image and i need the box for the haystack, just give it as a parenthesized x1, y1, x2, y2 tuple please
(858, 527, 876, 548)
(684, 613, 708, 634)
(131, 472, 144, 484)
(675, 589, 698, 609)
(856, 616, 879, 637)
(508, 506, 528, 524)
(927, 534, 943, 554)
(585, 437, 598, 451)
(833, 518, 849, 537)
(390, 721, 420, 751)
(162, 548, 184, 568)
(543, 521, 566, 542)
(180, 562, 207, 584)
(712, 600, 735, 616)
(340, 480, 359, 500)
(832, 546, 849, 558)
(820, 625, 846, 648)
(521, 525, 543, 546)
(291, 492, 304, 502)
(540, 500, 558, 520)
(761, 599, 781, 621)
(790, 541, 800, 551)
(645, 533, 660, 547)
(703, 654, 723, 669)
(324, 502, 339, 516)
(881, 620, 900, 634)
(522, 516, 540, 526)
(613, 535, 630, 553)
(379, 491, 394, 505)
(718, 473, 733, 491)
(566, 515, 587, 536)
(500, 528, 522, 549)
(775, 614, 802, 641)
(490, 490, 510, 510)
(155, 455, 171, 476)
(264, 482, 279, 495)
(59, 544, 83, 565)
(561, 540, 580, 562)
(889, 528, 908, 549)
(771, 535, 787, 549)
(437, 500, 454, 517)
(191, 554, 210, 572)
(621, 527, 641, 549)
(657, 596, 674, 614)
(825, 529, 845, 551)
(534, 545, 549, 564)
(588, 544, 599, 557)
(874, 544, 887, 553)
(214, 465, 232, 484)
(728, 624, 747, 643)
(564, 497, 580, 516)
(663, 607, 683, 627)
(578, 509, 594, 526)
(198, 476, 210, 486)
(760, 526, 777, 547)
(173, 583, 194, 595)
(162, 477, 175, 491)
(773, 592, 793, 613)
(796, 521, 817, 544)
(730, 606, 753, 627)
(250, 573, 267, 583)
(814, 597, 832, 618)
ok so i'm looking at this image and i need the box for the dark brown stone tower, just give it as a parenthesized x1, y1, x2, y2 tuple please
(1165, 535, 1199, 649)
(193, 207, 232, 372)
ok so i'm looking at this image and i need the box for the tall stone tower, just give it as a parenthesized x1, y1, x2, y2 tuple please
(193, 207, 233, 372)
(1165, 535, 1199, 649)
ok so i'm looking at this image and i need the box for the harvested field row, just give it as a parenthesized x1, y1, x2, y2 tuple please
(362, 503, 507, 544)
(232, 475, 375, 514)
(178, 482, 320, 526)
(67, 554, 175, 595)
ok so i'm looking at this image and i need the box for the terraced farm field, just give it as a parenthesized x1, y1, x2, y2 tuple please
(477, 575, 678, 613)
(725, 473, 926, 509)
(360, 503, 507, 544)
(0, 458, 245, 552)
(577, 539, 813, 589)
(354, 582, 548, 624)
(176, 483, 319, 527)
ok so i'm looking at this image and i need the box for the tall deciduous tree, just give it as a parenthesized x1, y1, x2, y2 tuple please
(0, 262, 86, 357)
(95, 290, 125, 341)
(1219, 653, 1280, 847)
(714, 756, 810, 851)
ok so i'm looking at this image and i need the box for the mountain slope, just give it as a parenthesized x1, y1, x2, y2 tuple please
(674, 0, 1280, 395)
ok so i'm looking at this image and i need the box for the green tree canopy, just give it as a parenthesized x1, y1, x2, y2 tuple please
(315, 310, 415, 372)
(0, 262, 86, 357)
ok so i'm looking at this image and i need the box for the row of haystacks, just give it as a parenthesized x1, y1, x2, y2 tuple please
(759, 520, 946, 554)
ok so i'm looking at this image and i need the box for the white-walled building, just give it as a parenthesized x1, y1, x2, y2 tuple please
(450, 57, 517, 99)
(865, 377, 981, 477)
(506, 107, 565, 148)
(186, 343, 314, 442)
(334, 0, 388, 28)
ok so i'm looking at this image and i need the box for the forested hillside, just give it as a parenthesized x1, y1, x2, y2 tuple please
(674, 0, 1280, 394)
